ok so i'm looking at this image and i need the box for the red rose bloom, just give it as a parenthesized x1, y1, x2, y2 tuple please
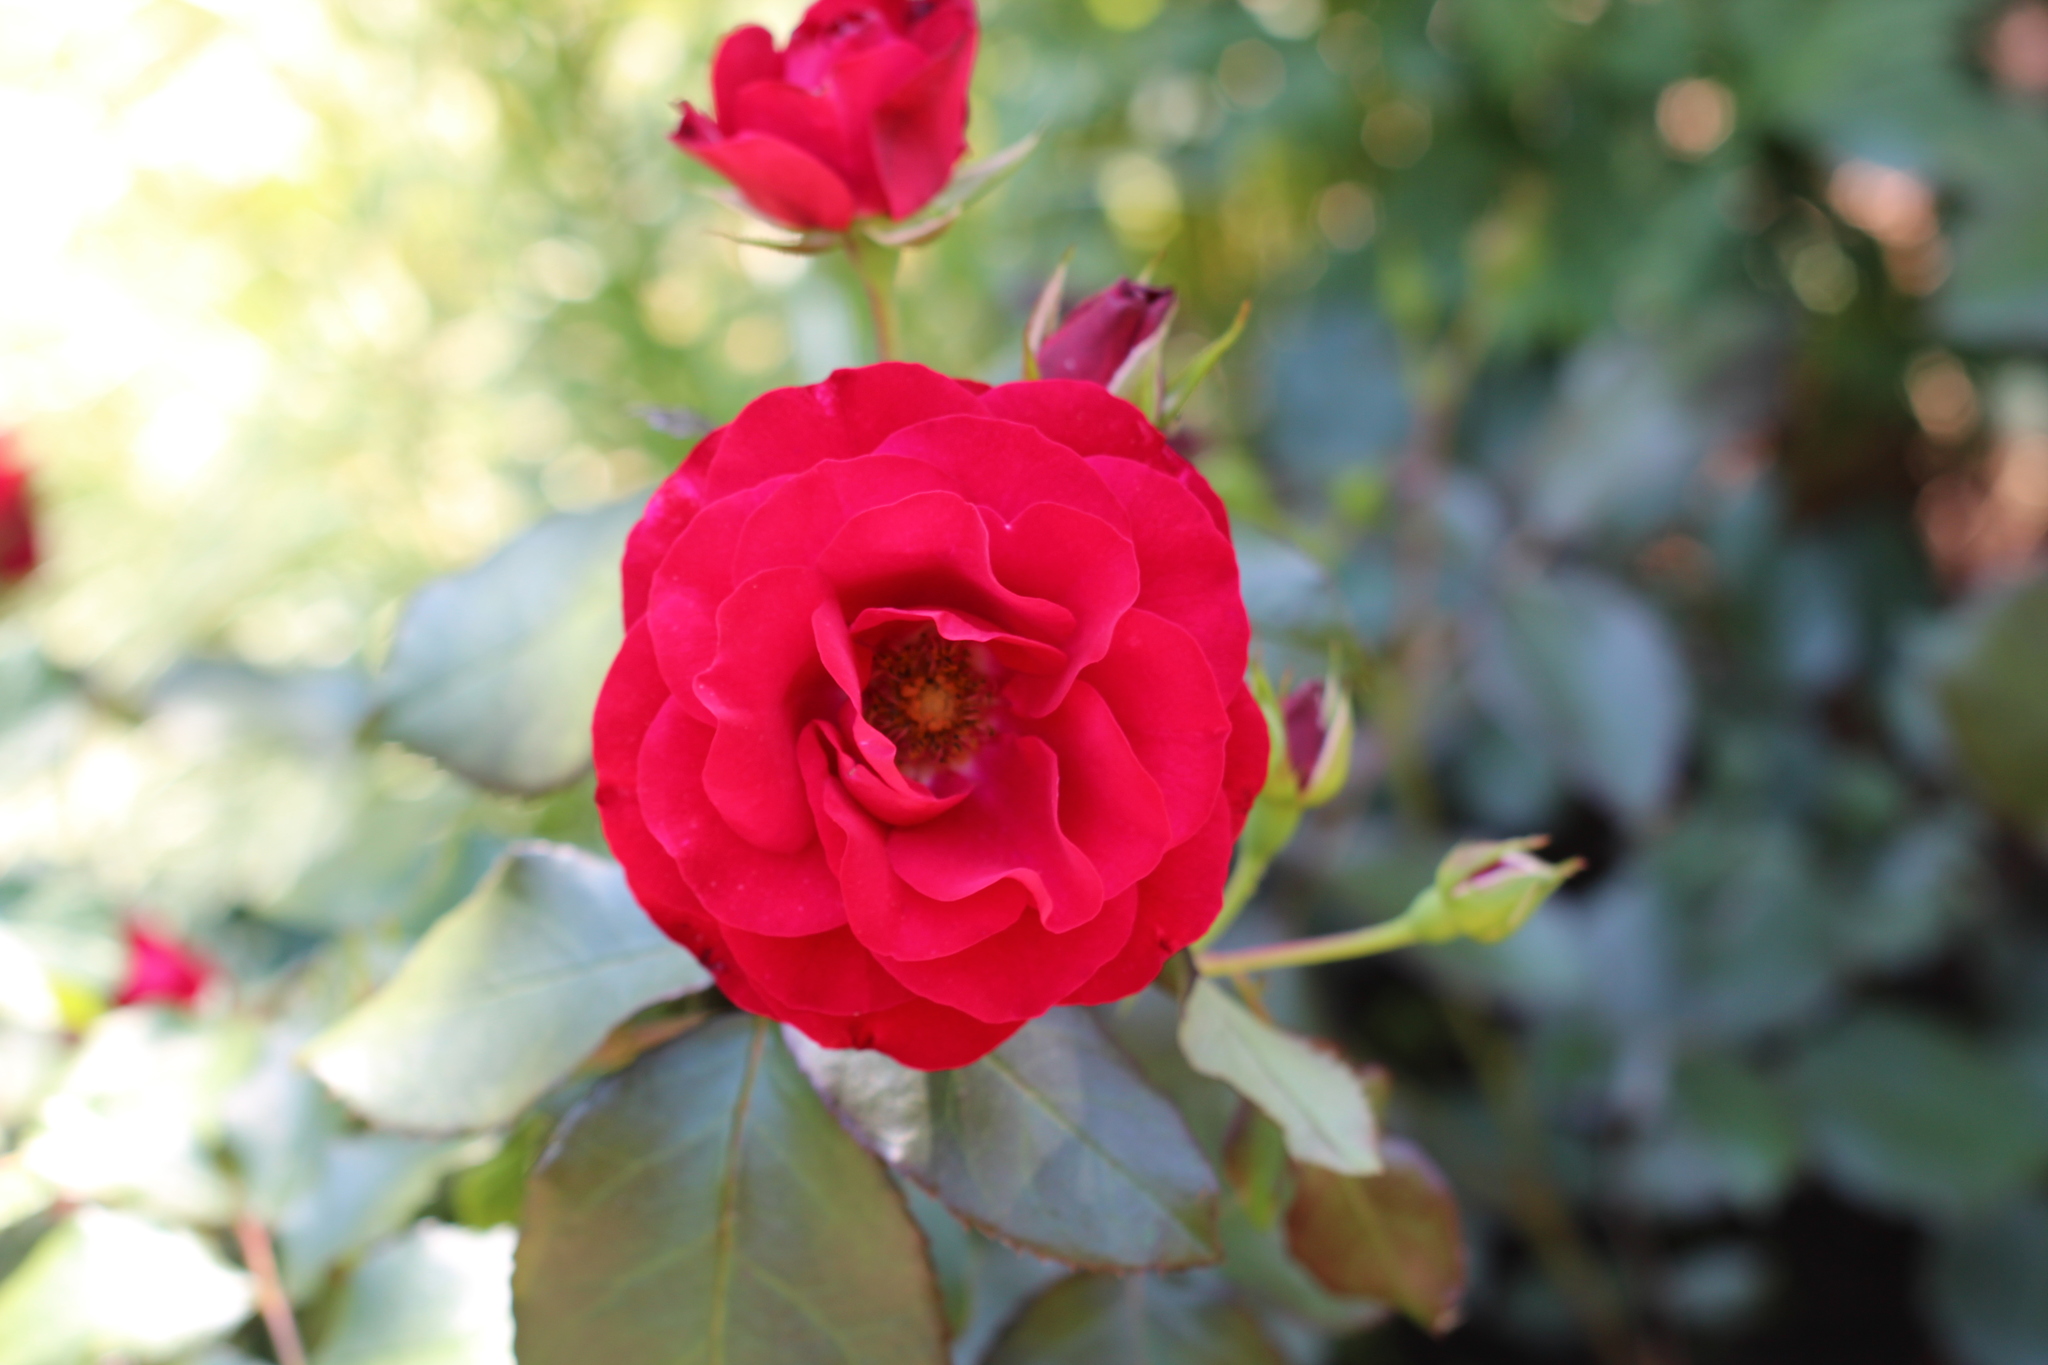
(672, 0, 978, 231)
(0, 434, 37, 584)
(595, 364, 1267, 1069)
(116, 922, 213, 1009)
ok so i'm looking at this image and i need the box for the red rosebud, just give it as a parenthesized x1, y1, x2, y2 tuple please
(1282, 680, 1329, 789)
(1280, 677, 1354, 807)
(115, 922, 213, 1009)
(0, 434, 38, 584)
(594, 363, 1266, 1069)
(672, 0, 978, 231)
(1036, 279, 1178, 389)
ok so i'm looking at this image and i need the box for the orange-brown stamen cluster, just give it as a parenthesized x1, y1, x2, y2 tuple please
(861, 628, 996, 766)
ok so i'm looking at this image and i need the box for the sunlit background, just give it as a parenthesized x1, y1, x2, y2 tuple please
(8, 0, 2048, 1360)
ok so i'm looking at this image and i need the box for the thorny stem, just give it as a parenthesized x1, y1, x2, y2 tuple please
(235, 1214, 307, 1365)
(843, 233, 900, 363)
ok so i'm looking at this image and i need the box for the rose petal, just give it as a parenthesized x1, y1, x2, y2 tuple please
(693, 565, 842, 852)
(1063, 793, 1236, 1006)
(723, 924, 914, 1016)
(874, 414, 1132, 530)
(593, 627, 734, 972)
(709, 364, 983, 498)
(726, 79, 864, 204)
(813, 708, 965, 827)
(645, 481, 782, 724)
(622, 428, 723, 628)
(1223, 682, 1271, 829)
(849, 606, 1065, 675)
(888, 734, 1105, 933)
(874, 885, 1138, 1024)
(979, 380, 1230, 533)
(783, 997, 1024, 1071)
(671, 110, 857, 231)
(1087, 457, 1248, 698)
(823, 777, 1029, 961)
(730, 455, 949, 582)
(982, 501, 1139, 716)
(816, 489, 1074, 640)
(1024, 680, 1172, 898)
(638, 702, 847, 937)
(866, 35, 974, 218)
(1081, 609, 1230, 844)
(712, 25, 783, 120)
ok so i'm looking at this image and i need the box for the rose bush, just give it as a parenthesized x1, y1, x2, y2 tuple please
(594, 363, 1266, 1068)
(672, 0, 977, 231)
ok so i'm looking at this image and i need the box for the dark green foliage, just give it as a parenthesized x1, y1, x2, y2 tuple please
(513, 1016, 948, 1365)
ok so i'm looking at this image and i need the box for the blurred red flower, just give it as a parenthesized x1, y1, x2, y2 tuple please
(0, 434, 38, 583)
(594, 364, 1266, 1068)
(116, 922, 213, 1009)
(672, 0, 978, 231)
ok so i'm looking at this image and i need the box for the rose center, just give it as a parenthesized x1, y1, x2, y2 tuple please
(862, 628, 995, 766)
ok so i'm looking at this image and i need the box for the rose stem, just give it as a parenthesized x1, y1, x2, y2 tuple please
(1194, 916, 1422, 977)
(235, 1213, 308, 1365)
(843, 233, 900, 362)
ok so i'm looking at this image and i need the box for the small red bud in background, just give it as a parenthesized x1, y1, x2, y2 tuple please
(1036, 278, 1178, 388)
(0, 434, 39, 584)
(1281, 677, 1354, 808)
(1283, 680, 1329, 789)
(116, 922, 214, 1009)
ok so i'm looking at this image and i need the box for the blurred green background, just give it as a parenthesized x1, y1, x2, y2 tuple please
(6, 0, 2048, 1360)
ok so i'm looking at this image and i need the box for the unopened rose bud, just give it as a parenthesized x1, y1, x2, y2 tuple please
(115, 922, 213, 1009)
(1407, 838, 1581, 945)
(1282, 678, 1354, 808)
(1034, 278, 1178, 394)
(0, 434, 38, 584)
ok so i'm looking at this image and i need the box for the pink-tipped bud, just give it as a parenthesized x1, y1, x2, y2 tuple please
(0, 434, 38, 584)
(1036, 278, 1178, 390)
(1409, 838, 1582, 945)
(116, 922, 213, 1009)
(1281, 678, 1354, 808)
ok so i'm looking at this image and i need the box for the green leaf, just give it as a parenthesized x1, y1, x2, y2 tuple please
(0, 1208, 253, 1365)
(1790, 1008, 2048, 1220)
(375, 493, 646, 795)
(1470, 568, 1693, 824)
(305, 843, 709, 1134)
(311, 1221, 515, 1365)
(277, 1134, 488, 1298)
(1941, 184, 2048, 347)
(513, 1015, 947, 1365)
(787, 1008, 1221, 1271)
(982, 1272, 1285, 1365)
(1215, 1190, 1386, 1338)
(1163, 300, 1252, 426)
(1933, 576, 2048, 833)
(1619, 1054, 1798, 1216)
(1177, 980, 1380, 1177)
(20, 1010, 256, 1225)
(1221, 1111, 1292, 1231)
(1930, 1202, 2048, 1365)
(1282, 1137, 1467, 1334)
